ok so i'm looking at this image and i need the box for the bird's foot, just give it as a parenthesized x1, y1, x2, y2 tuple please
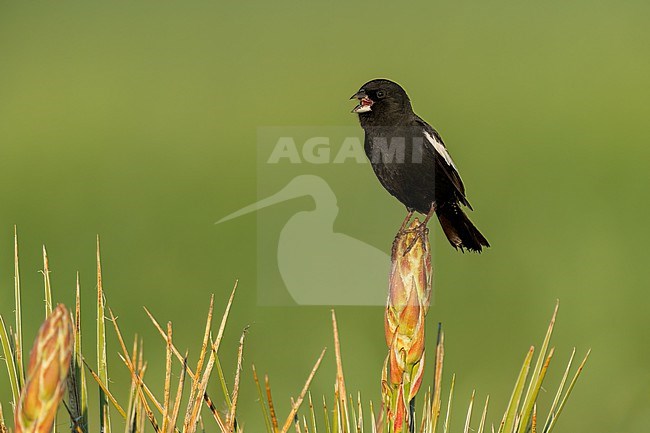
(398, 210, 415, 234)
(402, 221, 429, 255)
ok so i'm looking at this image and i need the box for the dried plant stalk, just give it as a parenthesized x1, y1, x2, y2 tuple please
(383, 220, 432, 432)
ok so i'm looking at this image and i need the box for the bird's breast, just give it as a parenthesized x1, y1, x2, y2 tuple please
(363, 132, 438, 211)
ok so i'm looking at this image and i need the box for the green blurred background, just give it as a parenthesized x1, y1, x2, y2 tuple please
(1, 1, 649, 431)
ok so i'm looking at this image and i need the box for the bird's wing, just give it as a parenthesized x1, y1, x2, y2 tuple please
(414, 117, 472, 209)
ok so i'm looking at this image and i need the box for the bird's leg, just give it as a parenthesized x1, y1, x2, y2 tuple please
(402, 203, 436, 232)
(420, 202, 436, 226)
(403, 203, 436, 255)
(398, 209, 415, 234)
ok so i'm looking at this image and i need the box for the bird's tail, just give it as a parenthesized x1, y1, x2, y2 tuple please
(437, 203, 490, 253)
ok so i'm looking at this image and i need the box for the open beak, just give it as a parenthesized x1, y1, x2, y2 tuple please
(350, 91, 373, 113)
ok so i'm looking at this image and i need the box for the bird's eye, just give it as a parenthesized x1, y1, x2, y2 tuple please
(376, 90, 386, 99)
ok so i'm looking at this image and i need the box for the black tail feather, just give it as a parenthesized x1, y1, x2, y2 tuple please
(436, 203, 490, 253)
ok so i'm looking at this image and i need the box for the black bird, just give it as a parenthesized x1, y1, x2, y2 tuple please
(351, 79, 489, 252)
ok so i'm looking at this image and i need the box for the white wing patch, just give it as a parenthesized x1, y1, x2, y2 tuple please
(424, 130, 457, 170)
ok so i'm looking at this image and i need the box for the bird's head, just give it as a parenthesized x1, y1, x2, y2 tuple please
(350, 79, 412, 126)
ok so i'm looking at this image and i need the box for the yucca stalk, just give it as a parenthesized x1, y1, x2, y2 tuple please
(0, 233, 589, 433)
(14, 304, 73, 433)
(383, 220, 432, 433)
